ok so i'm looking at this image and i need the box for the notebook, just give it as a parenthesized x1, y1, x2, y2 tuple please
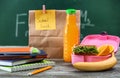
(0, 60, 55, 72)
(0, 48, 47, 56)
(0, 55, 47, 60)
(0, 58, 44, 66)
(0, 50, 47, 60)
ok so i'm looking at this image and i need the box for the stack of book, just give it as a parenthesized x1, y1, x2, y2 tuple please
(0, 46, 55, 72)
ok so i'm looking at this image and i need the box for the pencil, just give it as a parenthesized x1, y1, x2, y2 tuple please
(27, 66, 52, 76)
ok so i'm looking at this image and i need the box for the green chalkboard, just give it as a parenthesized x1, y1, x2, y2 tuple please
(0, 0, 120, 45)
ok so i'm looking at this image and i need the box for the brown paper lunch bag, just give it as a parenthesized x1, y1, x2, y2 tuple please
(29, 10, 80, 58)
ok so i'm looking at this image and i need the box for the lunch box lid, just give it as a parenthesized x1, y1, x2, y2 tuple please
(80, 33, 120, 53)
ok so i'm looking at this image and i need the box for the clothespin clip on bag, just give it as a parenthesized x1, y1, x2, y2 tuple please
(42, 4, 46, 14)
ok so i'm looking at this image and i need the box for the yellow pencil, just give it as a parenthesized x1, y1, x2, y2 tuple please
(27, 66, 52, 76)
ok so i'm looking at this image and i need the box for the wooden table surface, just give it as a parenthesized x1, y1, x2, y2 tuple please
(0, 48, 120, 78)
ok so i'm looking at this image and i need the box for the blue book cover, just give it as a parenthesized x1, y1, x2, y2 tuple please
(0, 58, 44, 66)
(0, 50, 47, 59)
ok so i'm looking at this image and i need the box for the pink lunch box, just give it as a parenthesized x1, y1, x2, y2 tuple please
(72, 34, 120, 64)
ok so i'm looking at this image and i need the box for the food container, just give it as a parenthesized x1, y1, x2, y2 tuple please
(72, 33, 120, 64)
(72, 54, 84, 64)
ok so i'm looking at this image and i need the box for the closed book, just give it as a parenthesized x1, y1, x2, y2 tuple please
(0, 55, 47, 60)
(0, 46, 31, 52)
(0, 50, 47, 60)
(0, 48, 47, 56)
(0, 60, 55, 72)
(0, 58, 44, 66)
